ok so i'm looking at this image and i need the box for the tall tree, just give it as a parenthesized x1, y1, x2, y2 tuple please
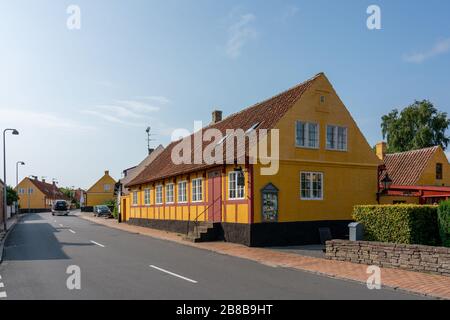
(6, 186, 19, 206)
(381, 100, 450, 153)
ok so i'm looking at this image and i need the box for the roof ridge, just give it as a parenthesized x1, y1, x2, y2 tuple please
(386, 146, 439, 156)
(207, 72, 322, 128)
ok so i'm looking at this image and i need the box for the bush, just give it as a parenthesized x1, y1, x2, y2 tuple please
(438, 200, 450, 247)
(353, 205, 440, 246)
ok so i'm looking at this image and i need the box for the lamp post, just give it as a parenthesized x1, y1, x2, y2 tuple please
(16, 161, 25, 188)
(3, 128, 19, 231)
(15, 161, 25, 216)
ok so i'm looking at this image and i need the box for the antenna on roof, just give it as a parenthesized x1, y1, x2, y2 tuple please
(146, 126, 156, 155)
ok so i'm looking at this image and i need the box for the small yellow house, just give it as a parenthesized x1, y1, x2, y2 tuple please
(124, 73, 380, 246)
(85, 170, 116, 209)
(16, 177, 67, 212)
(376, 143, 450, 204)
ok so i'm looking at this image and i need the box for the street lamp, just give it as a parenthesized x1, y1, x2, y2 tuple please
(381, 174, 393, 192)
(3, 128, 19, 231)
(15, 161, 25, 217)
(16, 161, 25, 188)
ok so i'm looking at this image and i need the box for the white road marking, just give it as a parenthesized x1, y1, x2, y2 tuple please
(69, 229, 76, 234)
(149, 265, 198, 284)
(59, 224, 64, 227)
(90, 240, 105, 248)
(0, 292, 6, 298)
(0, 283, 4, 288)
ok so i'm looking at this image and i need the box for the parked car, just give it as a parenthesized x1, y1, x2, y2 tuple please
(52, 200, 70, 216)
(93, 205, 112, 218)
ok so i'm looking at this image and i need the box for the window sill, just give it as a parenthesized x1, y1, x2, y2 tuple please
(295, 145, 319, 150)
(325, 147, 348, 152)
(300, 198, 324, 201)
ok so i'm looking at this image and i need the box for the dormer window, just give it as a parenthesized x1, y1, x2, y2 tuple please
(245, 122, 260, 135)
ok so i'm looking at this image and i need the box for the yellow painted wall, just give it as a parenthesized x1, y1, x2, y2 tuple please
(252, 74, 380, 223)
(16, 178, 48, 209)
(128, 165, 250, 223)
(417, 147, 450, 187)
(86, 172, 116, 207)
(379, 195, 420, 205)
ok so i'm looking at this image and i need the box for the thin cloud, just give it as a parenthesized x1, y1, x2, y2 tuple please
(138, 96, 171, 105)
(403, 38, 450, 63)
(83, 98, 165, 127)
(226, 13, 257, 59)
(281, 5, 299, 22)
(0, 108, 93, 131)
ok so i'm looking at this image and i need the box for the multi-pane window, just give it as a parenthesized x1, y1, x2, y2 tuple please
(19, 188, 25, 194)
(144, 188, 151, 205)
(192, 178, 203, 202)
(178, 181, 187, 203)
(229, 172, 245, 199)
(296, 121, 319, 148)
(28, 188, 33, 194)
(104, 184, 111, 192)
(436, 163, 443, 180)
(166, 184, 174, 204)
(326, 125, 347, 151)
(132, 191, 138, 205)
(300, 172, 323, 200)
(156, 185, 163, 204)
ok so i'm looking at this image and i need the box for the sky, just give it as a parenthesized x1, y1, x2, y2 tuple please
(0, 0, 449, 189)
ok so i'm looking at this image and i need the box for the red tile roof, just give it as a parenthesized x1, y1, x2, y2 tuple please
(30, 179, 67, 200)
(127, 73, 321, 187)
(382, 146, 439, 185)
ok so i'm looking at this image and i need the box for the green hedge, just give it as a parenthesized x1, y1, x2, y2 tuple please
(353, 205, 440, 246)
(438, 200, 450, 247)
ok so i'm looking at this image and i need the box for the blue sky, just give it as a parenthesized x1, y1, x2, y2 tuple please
(0, 0, 449, 188)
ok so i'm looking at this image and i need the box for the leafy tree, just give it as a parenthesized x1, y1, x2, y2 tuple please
(6, 186, 19, 206)
(381, 100, 450, 153)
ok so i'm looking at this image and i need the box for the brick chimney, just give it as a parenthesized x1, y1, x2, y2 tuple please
(212, 110, 223, 124)
(42, 178, 46, 183)
(105, 170, 110, 176)
(376, 142, 387, 160)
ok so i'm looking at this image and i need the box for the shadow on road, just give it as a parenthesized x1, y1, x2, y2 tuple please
(4, 222, 72, 261)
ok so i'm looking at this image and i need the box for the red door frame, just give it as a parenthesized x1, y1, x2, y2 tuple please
(207, 170, 222, 222)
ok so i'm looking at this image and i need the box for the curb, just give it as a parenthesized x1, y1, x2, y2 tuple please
(0, 215, 22, 264)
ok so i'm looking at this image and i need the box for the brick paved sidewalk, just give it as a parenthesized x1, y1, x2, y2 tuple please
(79, 213, 450, 300)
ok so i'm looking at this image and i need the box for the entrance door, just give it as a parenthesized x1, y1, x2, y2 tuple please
(122, 198, 127, 222)
(208, 171, 222, 222)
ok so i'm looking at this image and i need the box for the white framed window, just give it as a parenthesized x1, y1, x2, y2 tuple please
(178, 181, 187, 203)
(296, 121, 319, 149)
(229, 172, 245, 200)
(166, 183, 174, 204)
(104, 184, 111, 192)
(28, 188, 33, 194)
(132, 191, 138, 205)
(300, 172, 323, 200)
(326, 125, 348, 151)
(192, 178, 203, 202)
(19, 188, 25, 194)
(156, 185, 163, 204)
(144, 188, 151, 205)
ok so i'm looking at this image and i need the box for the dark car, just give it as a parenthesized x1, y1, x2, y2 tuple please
(52, 200, 70, 216)
(93, 205, 112, 218)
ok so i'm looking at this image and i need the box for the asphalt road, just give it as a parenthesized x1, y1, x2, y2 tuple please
(0, 212, 429, 300)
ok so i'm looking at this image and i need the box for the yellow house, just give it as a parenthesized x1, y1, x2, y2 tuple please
(85, 170, 116, 209)
(124, 73, 380, 246)
(16, 177, 67, 213)
(376, 143, 450, 204)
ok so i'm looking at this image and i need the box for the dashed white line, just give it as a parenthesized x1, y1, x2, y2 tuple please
(59, 224, 64, 227)
(0, 292, 6, 298)
(90, 240, 105, 248)
(69, 229, 76, 234)
(0, 283, 4, 288)
(149, 265, 198, 284)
